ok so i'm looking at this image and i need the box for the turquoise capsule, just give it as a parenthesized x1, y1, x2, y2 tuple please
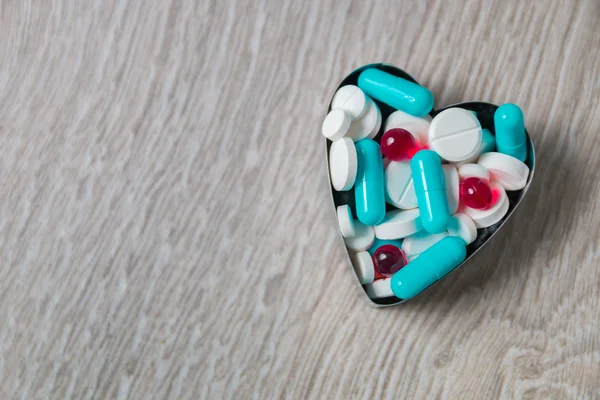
(367, 238, 403, 256)
(355, 139, 386, 226)
(480, 128, 496, 154)
(391, 236, 466, 300)
(410, 150, 449, 233)
(357, 68, 434, 117)
(494, 103, 527, 162)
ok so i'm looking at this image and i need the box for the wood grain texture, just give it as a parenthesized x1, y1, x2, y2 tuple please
(0, 0, 599, 398)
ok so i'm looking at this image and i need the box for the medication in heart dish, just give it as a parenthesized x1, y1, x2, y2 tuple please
(324, 66, 531, 302)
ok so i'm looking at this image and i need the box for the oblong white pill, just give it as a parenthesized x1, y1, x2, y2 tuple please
(443, 164, 460, 214)
(458, 163, 490, 181)
(429, 108, 482, 162)
(374, 209, 422, 240)
(365, 278, 394, 299)
(329, 138, 357, 191)
(322, 109, 351, 141)
(350, 251, 374, 284)
(346, 98, 382, 142)
(344, 222, 375, 251)
(447, 213, 477, 245)
(463, 182, 509, 228)
(337, 205, 355, 238)
(385, 161, 418, 209)
(384, 109, 431, 145)
(331, 85, 368, 120)
(478, 152, 529, 191)
(402, 231, 448, 257)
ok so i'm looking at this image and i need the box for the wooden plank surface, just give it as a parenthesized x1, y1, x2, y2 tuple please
(1, 0, 599, 398)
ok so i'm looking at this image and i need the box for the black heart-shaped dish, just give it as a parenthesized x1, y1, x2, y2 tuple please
(325, 63, 536, 306)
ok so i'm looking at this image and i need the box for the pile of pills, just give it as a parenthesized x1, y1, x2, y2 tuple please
(323, 68, 531, 301)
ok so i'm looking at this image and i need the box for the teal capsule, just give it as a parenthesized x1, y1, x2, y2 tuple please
(494, 103, 527, 162)
(367, 238, 403, 256)
(410, 150, 449, 233)
(391, 236, 466, 300)
(355, 139, 386, 226)
(480, 128, 496, 154)
(357, 68, 434, 117)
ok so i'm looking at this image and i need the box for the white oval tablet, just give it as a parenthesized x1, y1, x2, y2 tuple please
(385, 161, 418, 209)
(329, 138, 357, 191)
(344, 222, 375, 251)
(331, 85, 367, 120)
(365, 278, 394, 299)
(429, 108, 482, 162)
(402, 231, 448, 257)
(350, 251, 374, 284)
(322, 109, 351, 141)
(463, 183, 509, 228)
(458, 163, 490, 181)
(447, 213, 477, 245)
(346, 98, 382, 141)
(443, 164, 459, 214)
(374, 209, 422, 240)
(337, 205, 355, 238)
(384, 109, 431, 145)
(478, 152, 529, 191)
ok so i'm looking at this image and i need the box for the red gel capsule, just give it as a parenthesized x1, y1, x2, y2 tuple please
(460, 177, 493, 210)
(380, 128, 419, 161)
(372, 245, 408, 277)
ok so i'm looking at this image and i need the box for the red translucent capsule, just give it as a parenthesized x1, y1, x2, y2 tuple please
(380, 128, 419, 161)
(372, 245, 408, 277)
(460, 177, 493, 210)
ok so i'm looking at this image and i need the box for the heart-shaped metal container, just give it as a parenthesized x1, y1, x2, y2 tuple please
(325, 63, 536, 306)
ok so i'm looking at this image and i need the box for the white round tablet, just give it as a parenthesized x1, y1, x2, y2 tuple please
(384, 109, 431, 145)
(458, 163, 490, 181)
(365, 278, 394, 299)
(478, 152, 529, 191)
(331, 85, 368, 120)
(402, 231, 448, 257)
(322, 109, 351, 141)
(385, 161, 418, 209)
(344, 222, 375, 251)
(329, 138, 357, 191)
(443, 164, 459, 215)
(374, 209, 422, 240)
(346, 98, 382, 141)
(456, 128, 496, 166)
(447, 213, 477, 245)
(350, 251, 374, 284)
(463, 183, 509, 228)
(337, 205, 355, 238)
(429, 108, 482, 162)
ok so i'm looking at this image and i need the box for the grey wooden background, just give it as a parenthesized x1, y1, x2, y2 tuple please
(1, 0, 599, 398)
